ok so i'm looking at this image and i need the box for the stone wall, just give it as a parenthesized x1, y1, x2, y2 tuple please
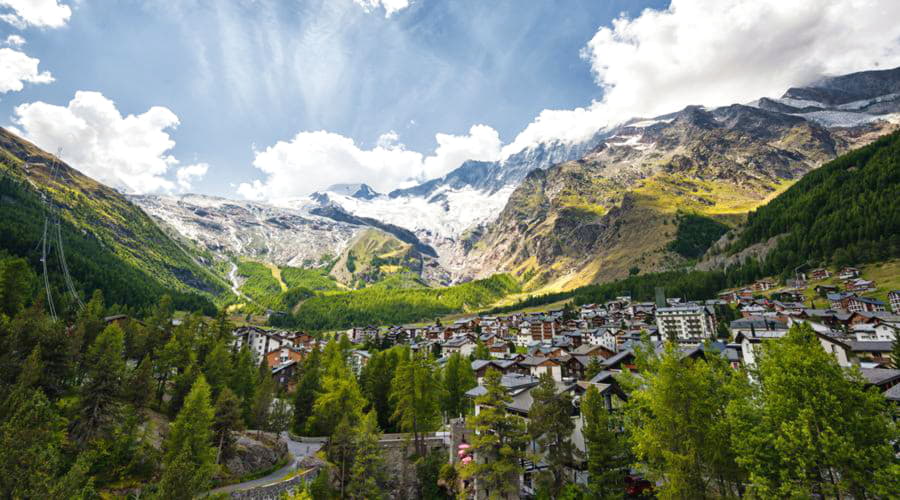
(228, 469, 318, 500)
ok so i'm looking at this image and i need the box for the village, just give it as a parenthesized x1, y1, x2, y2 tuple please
(225, 266, 900, 495)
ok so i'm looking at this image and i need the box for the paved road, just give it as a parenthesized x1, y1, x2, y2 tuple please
(208, 432, 323, 496)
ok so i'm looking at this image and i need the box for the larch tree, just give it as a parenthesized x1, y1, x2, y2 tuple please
(442, 352, 476, 420)
(391, 350, 443, 456)
(213, 387, 244, 464)
(625, 341, 745, 500)
(293, 346, 321, 434)
(347, 411, 388, 500)
(158, 375, 217, 499)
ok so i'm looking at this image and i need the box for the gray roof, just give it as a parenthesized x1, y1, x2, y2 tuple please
(858, 368, 900, 387)
(884, 383, 900, 402)
(849, 341, 893, 353)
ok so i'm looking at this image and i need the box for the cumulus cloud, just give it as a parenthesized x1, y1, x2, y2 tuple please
(503, 0, 900, 156)
(238, 124, 501, 199)
(0, 0, 71, 29)
(176, 163, 209, 191)
(4, 34, 24, 46)
(0, 47, 53, 93)
(12, 91, 207, 194)
(353, 0, 410, 18)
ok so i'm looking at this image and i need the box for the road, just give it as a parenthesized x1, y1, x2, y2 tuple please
(208, 432, 323, 496)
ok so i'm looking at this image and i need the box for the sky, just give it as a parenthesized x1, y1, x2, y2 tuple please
(2, 0, 900, 199)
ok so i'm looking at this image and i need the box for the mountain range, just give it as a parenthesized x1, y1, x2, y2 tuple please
(130, 66, 900, 292)
(1, 66, 898, 311)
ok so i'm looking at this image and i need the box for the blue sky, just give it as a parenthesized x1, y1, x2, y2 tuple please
(2, 0, 899, 198)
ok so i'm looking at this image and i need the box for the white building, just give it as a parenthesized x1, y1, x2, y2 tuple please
(655, 305, 716, 340)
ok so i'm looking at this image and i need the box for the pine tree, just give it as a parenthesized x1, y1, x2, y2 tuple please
(251, 360, 275, 435)
(582, 384, 628, 499)
(0, 389, 66, 497)
(442, 352, 476, 420)
(158, 375, 217, 499)
(203, 340, 233, 398)
(391, 350, 443, 456)
(463, 368, 528, 499)
(230, 345, 257, 424)
(0, 256, 36, 317)
(360, 347, 400, 432)
(125, 355, 154, 408)
(472, 341, 491, 360)
(74, 323, 127, 445)
(347, 411, 387, 500)
(327, 415, 357, 496)
(528, 372, 578, 497)
(213, 387, 244, 464)
(168, 361, 199, 418)
(729, 323, 899, 498)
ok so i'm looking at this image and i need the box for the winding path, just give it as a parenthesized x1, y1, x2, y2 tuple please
(208, 432, 322, 496)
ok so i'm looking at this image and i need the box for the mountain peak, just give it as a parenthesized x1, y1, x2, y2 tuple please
(325, 183, 380, 200)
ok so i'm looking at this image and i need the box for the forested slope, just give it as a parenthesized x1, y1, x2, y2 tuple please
(725, 130, 900, 274)
(0, 128, 227, 313)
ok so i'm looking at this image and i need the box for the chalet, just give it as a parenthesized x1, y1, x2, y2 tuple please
(736, 324, 852, 368)
(809, 268, 831, 280)
(271, 360, 298, 391)
(814, 284, 840, 297)
(471, 359, 518, 381)
(827, 292, 857, 311)
(442, 336, 476, 357)
(846, 278, 876, 293)
(740, 304, 768, 318)
(849, 341, 893, 365)
(846, 296, 886, 313)
(518, 356, 562, 381)
(859, 368, 900, 397)
(890, 291, 900, 314)
(736, 288, 754, 300)
(729, 317, 788, 337)
(771, 290, 805, 303)
(838, 267, 860, 280)
(561, 330, 584, 348)
(571, 343, 615, 359)
(348, 350, 372, 375)
(718, 291, 739, 304)
(752, 278, 775, 292)
(601, 349, 638, 373)
(773, 301, 806, 315)
(851, 323, 897, 342)
(265, 346, 304, 369)
(585, 327, 619, 352)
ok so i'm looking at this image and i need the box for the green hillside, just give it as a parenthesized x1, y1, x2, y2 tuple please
(0, 129, 227, 313)
(271, 273, 521, 331)
(727, 130, 900, 275)
(234, 260, 340, 311)
(329, 228, 425, 287)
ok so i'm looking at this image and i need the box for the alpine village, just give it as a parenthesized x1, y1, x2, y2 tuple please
(1, 1, 900, 499)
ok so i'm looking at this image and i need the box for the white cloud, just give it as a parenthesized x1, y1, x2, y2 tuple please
(176, 163, 209, 191)
(0, 0, 71, 29)
(503, 0, 900, 156)
(238, 124, 501, 199)
(4, 34, 25, 46)
(353, 0, 411, 18)
(0, 47, 53, 93)
(12, 91, 207, 194)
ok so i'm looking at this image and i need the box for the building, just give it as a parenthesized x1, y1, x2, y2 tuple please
(655, 305, 716, 340)
(847, 296, 886, 313)
(838, 267, 860, 280)
(729, 317, 788, 337)
(889, 290, 900, 313)
(809, 268, 831, 281)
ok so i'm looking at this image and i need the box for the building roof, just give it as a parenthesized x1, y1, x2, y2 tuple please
(849, 341, 893, 353)
(858, 368, 900, 387)
(883, 383, 900, 402)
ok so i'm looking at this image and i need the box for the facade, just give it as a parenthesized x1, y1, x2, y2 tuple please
(889, 290, 900, 313)
(847, 296, 886, 313)
(655, 305, 716, 340)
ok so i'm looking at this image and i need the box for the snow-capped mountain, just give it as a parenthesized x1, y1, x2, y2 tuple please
(130, 194, 362, 268)
(133, 66, 900, 288)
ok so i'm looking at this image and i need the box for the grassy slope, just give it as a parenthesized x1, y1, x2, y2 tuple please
(756, 260, 900, 307)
